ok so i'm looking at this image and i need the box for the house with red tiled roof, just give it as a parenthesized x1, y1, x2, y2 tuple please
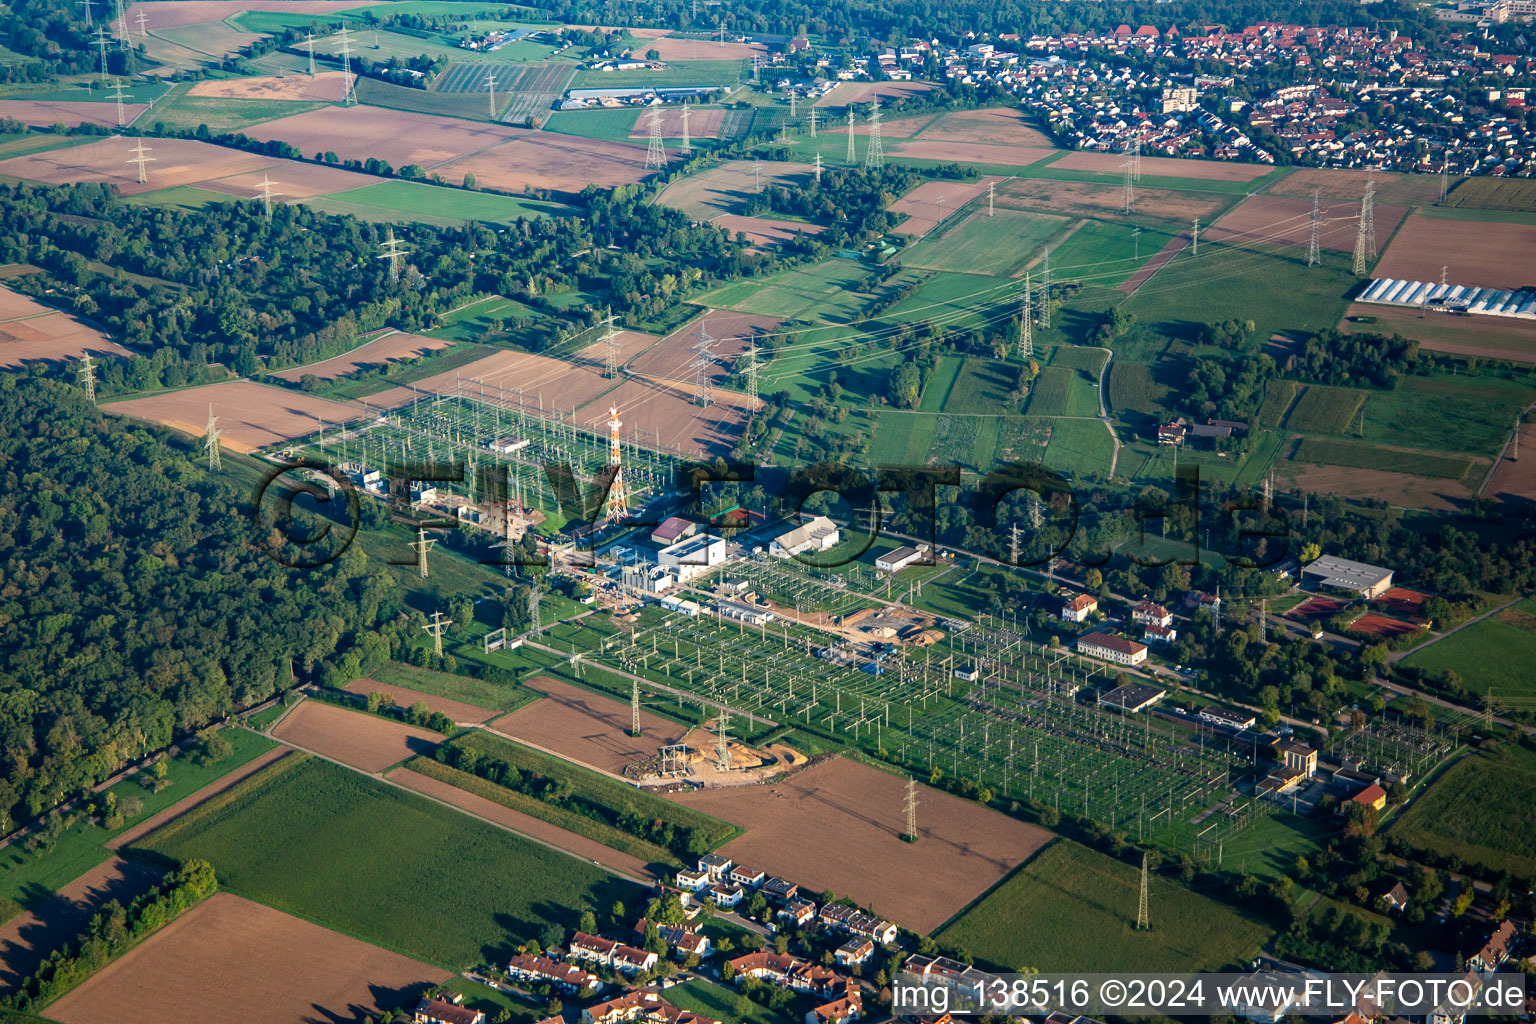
(415, 996, 485, 1024)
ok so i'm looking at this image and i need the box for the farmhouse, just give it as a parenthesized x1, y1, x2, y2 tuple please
(506, 953, 601, 993)
(1158, 420, 1188, 445)
(1077, 633, 1149, 667)
(876, 545, 929, 573)
(1061, 593, 1099, 622)
(1097, 680, 1164, 711)
(416, 996, 486, 1024)
(1199, 705, 1257, 731)
(770, 515, 840, 557)
(1302, 555, 1394, 599)
(728, 952, 842, 994)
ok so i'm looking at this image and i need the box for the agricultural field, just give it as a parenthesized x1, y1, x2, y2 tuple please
(1389, 743, 1536, 877)
(890, 177, 1006, 237)
(139, 88, 331, 135)
(626, 310, 782, 385)
(271, 330, 451, 382)
(242, 104, 525, 170)
(1047, 220, 1181, 289)
(657, 159, 815, 219)
(341, 678, 499, 724)
(433, 130, 655, 194)
(105, 380, 369, 452)
(1401, 598, 1536, 701)
(814, 80, 937, 106)
(1358, 374, 1534, 455)
(569, 58, 747, 89)
(44, 892, 449, 1024)
(922, 356, 1020, 415)
(1338, 303, 1536, 363)
(698, 257, 876, 321)
(996, 176, 1230, 229)
(1372, 211, 1536, 290)
(900, 208, 1069, 277)
(1289, 438, 1475, 481)
(1026, 364, 1101, 417)
(1284, 385, 1366, 433)
(302, 179, 572, 225)
(669, 756, 1053, 933)
(0, 284, 132, 368)
(1443, 175, 1536, 212)
(270, 699, 443, 771)
(187, 71, 353, 102)
(489, 676, 690, 773)
(938, 839, 1271, 970)
(1207, 194, 1408, 255)
(1040, 416, 1118, 479)
(1048, 151, 1272, 182)
(0, 98, 148, 128)
(365, 660, 536, 712)
(137, 754, 637, 966)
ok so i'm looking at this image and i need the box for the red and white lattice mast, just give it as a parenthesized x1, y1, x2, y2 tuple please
(606, 405, 629, 521)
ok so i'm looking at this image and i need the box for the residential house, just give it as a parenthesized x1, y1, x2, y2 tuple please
(728, 865, 766, 888)
(1381, 881, 1410, 912)
(613, 946, 659, 975)
(807, 989, 863, 1024)
(778, 897, 817, 927)
(1061, 593, 1099, 623)
(581, 991, 721, 1024)
(1132, 601, 1173, 627)
(1144, 622, 1178, 644)
(1158, 420, 1188, 445)
(761, 877, 799, 902)
(416, 997, 485, 1024)
(818, 904, 898, 944)
(835, 937, 875, 966)
(568, 932, 657, 975)
(728, 952, 842, 995)
(710, 883, 745, 908)
(674, 869, 710, 892)
(697, 854, 733, 882)
(1469, 920, 1517, 973)
(506, 953, 600, 993)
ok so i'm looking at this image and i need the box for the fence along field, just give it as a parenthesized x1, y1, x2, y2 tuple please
(137, 754, 638, 966)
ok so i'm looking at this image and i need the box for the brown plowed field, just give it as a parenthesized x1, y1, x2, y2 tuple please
(242, 104, 526, 170)
(891, 140, 1055, 166)
(915, 107, 1058, 148)
(386, 767, 654, 877)
(189, 70, 354, 102)
(1268, 166, 1446, 206)
(123, 0, 380, 30)
(657, 159, 815, 219)
(1049, 150, 1270, 181)
(1487, 422, 1536, 505)
(0, 137, 380, 198)
(628, 106, 728, 139)
(1371, 211, 1536, 291)
(891, 176, 1005, 236)
(0, 99, 148, 128)
(271, 331, 452, 382)
(342, 677, 497, 724)
(572, 329, 659, 370)
(997, 177, 1226, 226)
(0, 284, 132, 367)
(643, 36, 764, 60)
(814, 80, 937, 106)
(1338, 303, 1536, 363)
(413, 348, 617, 409)
(1117, 233, 1189, 295)
(712, 213, 825, 248)
(668, 756, 1053, 933)
(0, 857, 164, 990)
(46, 892, 447, 1024)
(1207, 194, 1408, 253)
(108, 748, 291, 851)
(271, 700, 441, 771)
(435, 131, 656, 193)
(572, 373, 755, 457)
(354, 385, 421, 410)
(627, 310, 783, 383)
(1277, 460, 1474, 512)
(490, 676, 688, 773)
(105, 380, 370, 452)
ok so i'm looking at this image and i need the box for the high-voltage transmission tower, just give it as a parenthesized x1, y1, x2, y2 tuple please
(423, 611, 448, 657)
(690, 322, 717, 407)
(527, 580, 541, 633)
(484, 68, 497, 117)
(813, 152, 822, 183)
(257, 173, 280, 221)
(95, 27, 111, 80)
(379, 226, 408, 283)
(1038, 248, 1052, 330)
(127, 139, 154, 184)
(903, 776, 918, 842)
(864, 95, 884, 170)
(203, 404, 221, 471)
(1018, 273, 1034, 359)
(135, 8, 147, 37)
(409, 526, 436, 579)
(77, 353, 98, 404)
(788, 90, 796, 121)
(338, 27, 356, 105)
(987, 180, 995, 217)
(1136, 852, 1150, 930)
(645, 109, 666, 170)
(602, 308, 620, 378)
(808, 106, 817, 137)
(742, 343, 760, 406)
(630, 678, 642, 737)
(1120, 147, 1136, 214)
(1352, 171, 1376, 277)
(305, 31, 316, 76)
(715, 710, 730, 770)
(114, 0, 128, 46)
(1191, 217, 1200, 256)
(109, 78, 128, 128)
(1132, 137, 1142, 180)
(845, 108, 856, 163)
(1306, 188, 1322, 267)
(679, 102, 691, 154)
(605, 405, 629, 522)
(79, 0, 92, 27)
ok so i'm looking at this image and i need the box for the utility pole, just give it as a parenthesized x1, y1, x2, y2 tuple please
(410, 526, 435, 579)
(203, 404, 221, 471)
(423, 611, 448, 657)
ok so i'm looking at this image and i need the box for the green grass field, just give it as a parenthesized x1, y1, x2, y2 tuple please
(666, 979, 802, 1024)
(1361, 374, 1535, 456)
(121, 185, 240, 212)
(900, 208, 1068, 278)
(1041, 417, 1116, 480)
(882, 269, 1014, 330)
(947, 358, 1020, 414)
(1443, 176, 1536, 213)
(1026, 365, 1100, 417)
(1256, 379, 1301, 427)
(310, 26, 560, 65)
(1049, 220, 1180, 289)
(1401, 598, 1536, 700)
(1389, 743, 1536, 877)
(1107, 361, 1170, 419)
(367, 661, 537, 711)
(544, 107, 651, 142)
(140, 88, 326, 134)
(938, 840, 1270, 971)
(699, 258, 875, 321)
(139, 754, 637, 966)
(306, 180, 571, 225)
(918, 354, 964, 412)
(352, 75, 500, 121)
(569, 60, 744, 89)
(1290, 438, 1474, 480)
(1285, 384, 1366, 433)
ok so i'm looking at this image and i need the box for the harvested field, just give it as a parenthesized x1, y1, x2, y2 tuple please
(657, 159, 814, 219)
(1277, 460, 1474, 512)
(627, 106, 728, 139)
(1118, 233, 1188, 295)
(1339, 303, 1536, 363)
(435, 131, 656, 193)
(491, 676, 688, 774)
(241, 104, 526, 170)
(0, 98, 147, 128)
(270, 331, 451, 382)
(271, 700, 441, 772)
(1487, 421, 1536, 505)
(644, 36, 764, 60)
(105, 380, 369, 452)
(997, 177, 1227, 226)
(0, 857, 164, 991)
(355, 385, 420, 410)
(1351, 612, 1420, 638)
(891, 176, 1005, 236)
(1208, 194, 1407, 253)
(891, 140, 1054, 166)
(107, 748, 291, 851)
(712, 213, 825, 248)
(1372, 211, 1536, 291)
(669, 756, 1052, 932)
(386, 768, 653, 877)
(628, 310, 783, 383)
(413, 347, 617, 410)
(1269, 166, 1446, 207)
(123, 0, 378, 30)
(1049, 151, 1270, 181)
(815, 80, 937, 106)
(572, 374, 756, 457)
(0, 136, 380, 198)
(46, 891, 447, 1024)
(916, 107, 1059, 148)
(188, 70, 353, 102)
(342, 678, 497, 724)
(0, 284, 132, 367)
